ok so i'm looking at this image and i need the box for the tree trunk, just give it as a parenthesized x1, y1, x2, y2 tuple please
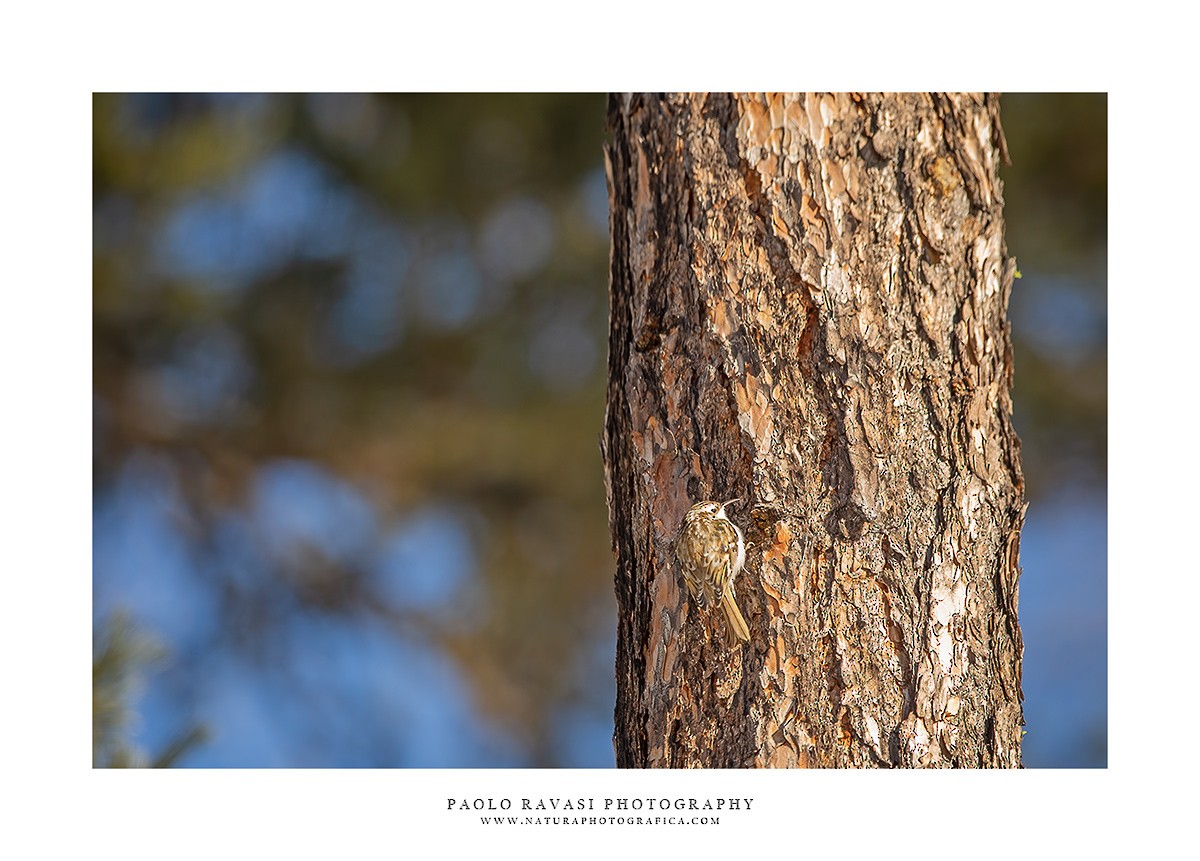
(602, 93, 1025, 768)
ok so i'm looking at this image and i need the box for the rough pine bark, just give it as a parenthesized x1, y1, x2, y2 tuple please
(602, 93, 1025, 768)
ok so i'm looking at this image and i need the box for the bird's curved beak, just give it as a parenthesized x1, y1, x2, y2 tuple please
(721, 497, 742, 511)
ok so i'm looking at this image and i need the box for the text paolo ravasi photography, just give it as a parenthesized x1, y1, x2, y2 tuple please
(447, 796, 755, 826)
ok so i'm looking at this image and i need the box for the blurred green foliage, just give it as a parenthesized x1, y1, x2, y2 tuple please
(93, 612, 209, 767)
(94, 93, 614, 766)
(1000, 93, 1106, 496)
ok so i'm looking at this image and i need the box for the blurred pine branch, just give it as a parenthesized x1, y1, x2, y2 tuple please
(93, 611, 208, 767)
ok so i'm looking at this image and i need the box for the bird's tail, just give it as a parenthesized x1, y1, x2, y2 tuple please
(721, 590, 750, 644)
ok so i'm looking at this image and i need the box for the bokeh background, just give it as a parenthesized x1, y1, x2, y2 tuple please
(92, 93, 1106, 768)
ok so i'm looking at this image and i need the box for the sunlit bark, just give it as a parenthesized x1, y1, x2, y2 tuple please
(603, 93, 1025, 768)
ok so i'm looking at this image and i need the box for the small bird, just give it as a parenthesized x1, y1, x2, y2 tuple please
(674, 498, 750, 644)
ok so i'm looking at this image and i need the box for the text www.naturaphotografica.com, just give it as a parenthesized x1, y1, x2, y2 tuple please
(478, 815, 722, 826)
(449, 797, 752, 826)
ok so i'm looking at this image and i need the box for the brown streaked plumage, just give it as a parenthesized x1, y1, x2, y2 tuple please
(674, 499, 750, 643)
